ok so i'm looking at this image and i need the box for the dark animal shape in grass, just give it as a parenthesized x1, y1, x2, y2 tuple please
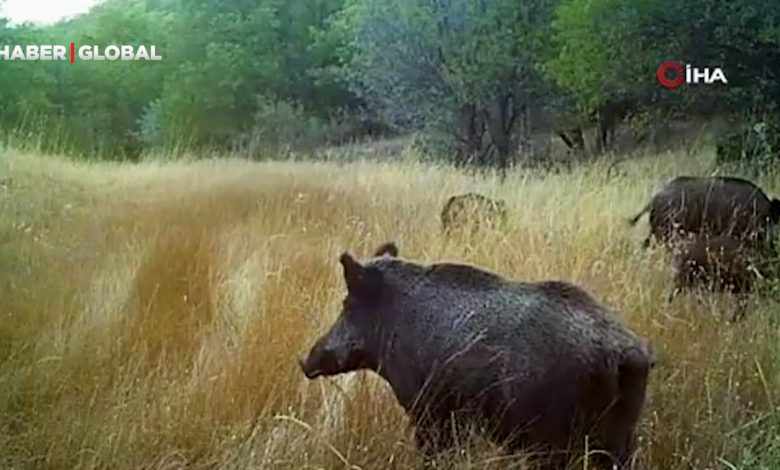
(629, 176, 780, 251)
(300, 242, 654, 469)
(669, 235, 772, 322)
(440, 193, 508, 236)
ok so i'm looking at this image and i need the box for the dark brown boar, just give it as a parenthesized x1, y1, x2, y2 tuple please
(300, 242, 653, 469)
(629, 176, 780, 250)
(669, 235, 769, 321)
(440, 192, 508, 236)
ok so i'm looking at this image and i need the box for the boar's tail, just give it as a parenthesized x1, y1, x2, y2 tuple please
(627, 203, 650, 226)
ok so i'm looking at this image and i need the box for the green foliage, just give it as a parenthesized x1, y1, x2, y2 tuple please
(0, 0, 350, 159)
(238, 95, 334, 158)
(545, 0, 780, 121)
(0, 22, 57, 128)
(150, 0, 350, 151)
(0, 0, 173, 158)
(0, 0, 779, 161)
(331, 0, 556, 166)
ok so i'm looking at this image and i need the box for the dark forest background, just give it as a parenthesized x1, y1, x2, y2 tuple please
(1, 0, 779, 169)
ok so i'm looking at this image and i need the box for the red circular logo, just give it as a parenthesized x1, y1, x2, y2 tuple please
(657, 61, 685, 88)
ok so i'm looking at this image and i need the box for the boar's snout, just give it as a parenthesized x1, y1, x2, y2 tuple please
(297, 358, 312, 377)
(299, 341, 337, 380)
(299, 358, 322, 380)
(299, 352, 323, 379)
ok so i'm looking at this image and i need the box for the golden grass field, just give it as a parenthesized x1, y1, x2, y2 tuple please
(1, 146, 779, 469)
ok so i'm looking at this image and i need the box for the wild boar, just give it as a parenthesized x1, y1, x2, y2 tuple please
(629, 176, 780, 250)
(300, 242, 653, 469)
(440, 193, 508, 236)
(669, 235, 770, 321)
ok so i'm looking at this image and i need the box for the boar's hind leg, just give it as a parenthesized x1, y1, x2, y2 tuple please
(597, 355, 651, 469)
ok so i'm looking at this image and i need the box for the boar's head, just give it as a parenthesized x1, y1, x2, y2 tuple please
(299, 242, 398, 379)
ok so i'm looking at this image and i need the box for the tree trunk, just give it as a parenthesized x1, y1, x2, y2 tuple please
(484, 93, 516, 173)
(596, 110, 607, 154)
(453, 103, 484, 166)
(517, 105, 532, 157)
(597, 97, 635, 153)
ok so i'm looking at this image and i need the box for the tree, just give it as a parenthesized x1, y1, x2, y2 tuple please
(331, 0, 557, 170)
(545, 0, 780, 154)
(151, 0, 350, 151)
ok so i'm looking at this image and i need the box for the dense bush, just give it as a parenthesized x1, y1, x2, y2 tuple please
(233, 97, 334, 158)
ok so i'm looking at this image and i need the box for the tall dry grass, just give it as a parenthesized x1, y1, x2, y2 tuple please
(1, 147, 779, 469)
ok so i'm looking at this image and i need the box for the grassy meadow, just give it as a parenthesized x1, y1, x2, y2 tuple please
(1, 146, 780, 469)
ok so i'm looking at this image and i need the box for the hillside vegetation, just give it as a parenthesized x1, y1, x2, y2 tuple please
(1, 147, 780, 468)
(2, 0, 779, 166)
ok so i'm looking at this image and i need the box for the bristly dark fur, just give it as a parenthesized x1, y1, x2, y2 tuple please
(440, 193, 508, 235)
(669, 235, 770, 321)
(301, 244, 653, 470)
(629, 176, 780, 251)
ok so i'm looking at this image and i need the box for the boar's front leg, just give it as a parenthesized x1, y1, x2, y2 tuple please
(410, 408, 456, 463)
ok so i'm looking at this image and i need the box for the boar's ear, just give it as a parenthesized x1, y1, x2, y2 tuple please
(373, 242, 398, 258)
(340, 252, 384, 299)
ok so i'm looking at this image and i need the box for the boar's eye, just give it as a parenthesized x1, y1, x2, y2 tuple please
(342, 295, 376, 316)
